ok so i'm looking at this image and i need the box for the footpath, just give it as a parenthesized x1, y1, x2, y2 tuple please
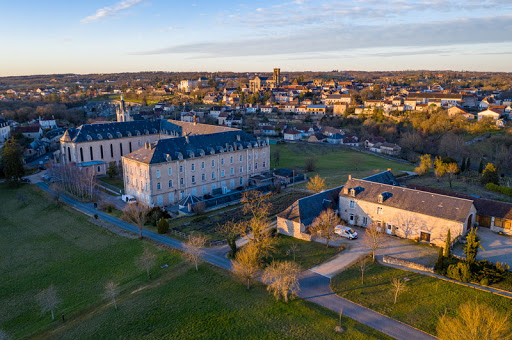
(36, 181, 434, 340)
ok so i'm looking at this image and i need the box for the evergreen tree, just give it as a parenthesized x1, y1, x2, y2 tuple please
(466, 157, 471, 172)
(478, 159, 484, 173)
(464, 227, 483, 263)
(1, 137, 24, 185)
(460, 157, 466, 172)
(444, 229, 451, 257)
(435, 247, 444, 273)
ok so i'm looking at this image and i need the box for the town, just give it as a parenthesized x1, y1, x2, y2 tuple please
(1, 0, 512, 339)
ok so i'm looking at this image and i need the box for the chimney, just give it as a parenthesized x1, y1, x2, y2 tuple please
(185, 135, 189, 143)
(348, 174, 352, 180)
(193, 115, 198, 125)
(236, 134, 241, 141)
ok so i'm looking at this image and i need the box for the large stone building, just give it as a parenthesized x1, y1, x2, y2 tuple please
(278, 171, 477, 247)
(249, 68, 281, 92)
(122, 131, 270, 207)
(338, 177, 476, 246)
(59, 119, 236, 175)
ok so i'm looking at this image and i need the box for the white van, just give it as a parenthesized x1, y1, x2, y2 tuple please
(121, 194, 137, 204)
(335, 225, 358, 240)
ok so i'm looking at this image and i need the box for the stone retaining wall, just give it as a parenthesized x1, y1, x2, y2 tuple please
(382, 255, 435, 273)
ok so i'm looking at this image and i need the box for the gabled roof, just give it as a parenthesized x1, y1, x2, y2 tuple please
(341, 179, 473, 223)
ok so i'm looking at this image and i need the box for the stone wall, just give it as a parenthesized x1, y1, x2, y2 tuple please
(382, 255, 435, 273)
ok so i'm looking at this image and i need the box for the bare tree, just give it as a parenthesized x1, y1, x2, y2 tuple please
(306, 174, 326, 193)
(289, 243, 299, 262)
(437, 301, 511, 340)
(358, 257, 370, 285)
(391, 277, 406, 304)
(309, 208, 340, 247)
(446, 162, 459, 189)
(261, 261, 301, 303)
(362, 223, 384, 263)
(103, 280, 120, 310)
(122, 202, 149, 239)
(231, 243, 261, 289)
(183, 234, 207, 271)
(137, 246, 156, 279)
(304, 157, 317, 172)
(36, 285, 61, 321)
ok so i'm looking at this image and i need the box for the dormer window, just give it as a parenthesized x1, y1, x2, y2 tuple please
(378, 195, 384, 203)
(350, 189, 356, 197)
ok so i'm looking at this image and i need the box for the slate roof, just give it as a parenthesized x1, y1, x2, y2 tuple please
(362, 170, 399, 186)
(68, 119, 181, 143)
(169, 120, 237, 135)
(408, 184, 512, 220)
(123, 130, 264, 165)
(277, 186, 343, 225)
(342, 179, 474, 223)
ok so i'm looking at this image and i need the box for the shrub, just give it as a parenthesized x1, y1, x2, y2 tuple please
(157, 217, 170, 234)
(148, 207, 171, 226)
(98, 202, 115, 213)
(485, 183, 512, 196)
(446, 262, 471, 282)
(94, 214, 99, 219)
(304, 157, 317, 172)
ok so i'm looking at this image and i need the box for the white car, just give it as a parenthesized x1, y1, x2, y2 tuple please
(121, 194, 137, 204)
(335, 225, 358, 240)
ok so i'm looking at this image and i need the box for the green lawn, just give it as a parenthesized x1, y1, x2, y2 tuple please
(330, 262, 511, 336)
(98, 176, 125, 191)
(0, 184, 389, 339)
(271, 144, 414, 189)
(268, 235, 340, 270)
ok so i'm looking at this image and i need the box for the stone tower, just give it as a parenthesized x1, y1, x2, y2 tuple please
(273, 68, 281, 86)
(116, 95, 132, 122)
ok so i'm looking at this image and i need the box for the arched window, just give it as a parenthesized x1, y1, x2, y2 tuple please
(100, 145, 104, 159)
(67, 147, 71, 162)
(110, 144, 114, 158)
(89, 146, 94, 161)
(80, 147, 84, 162)
(119, 143, 123, 156)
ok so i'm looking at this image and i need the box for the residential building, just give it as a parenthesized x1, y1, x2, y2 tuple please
(0, 121, 10, 142)
(283, 128, 302, 141)
(39, 116, 58, 129)
(122, 131, 270, 207)
(477, 108, 502, 121)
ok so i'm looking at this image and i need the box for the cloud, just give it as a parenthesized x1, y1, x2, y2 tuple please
(81, 0, 145, 24)
(134, 14, 512, 58)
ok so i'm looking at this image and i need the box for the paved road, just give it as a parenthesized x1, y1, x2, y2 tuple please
(453, 227, 512, 267)
(299, 270, 435, 340)
(35, 182, 435, 339)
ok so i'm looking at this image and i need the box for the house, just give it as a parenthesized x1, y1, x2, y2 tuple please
(326, 133, 343, 144)
(217, 112, 229, 125)
(122, 131, 270, 207)
(0, 121, 10, 142)
(277, 171, 399, 241)
(260, 106, 276, 114)
(295, 126, 313, 137)
(447, 106, 474, 119)
(306, 105, 328, 115)
(260, 126, 279, 136)
(322, 94, 352, 105)
(477, 108, 502, 121)
(365, 137, 386, 149)
(338, 176, 476, 246)
(307, 132, 326, 143)
(39, 116, 58, 130)
(379, 143, 402, 156)
(342, 136, 359, 146)
(283, 128, 302, 141)
(14, 125, 43, 139)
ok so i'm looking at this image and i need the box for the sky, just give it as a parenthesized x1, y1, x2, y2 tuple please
(0, 0, 511, 76)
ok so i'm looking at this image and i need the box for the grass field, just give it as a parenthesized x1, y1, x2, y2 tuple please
(98, 176, 125, 191)
(330, 262, 511, 335)
(268, 235, 340, 270)
(271, 144, 414, 189)
(0, 184, 389, 339)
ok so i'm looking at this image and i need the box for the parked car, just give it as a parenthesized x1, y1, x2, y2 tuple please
(38, 165, 47, 170)
(121, 194, 137, 204)
(21, 177, 31, 183)
(335, 225, 358, 240)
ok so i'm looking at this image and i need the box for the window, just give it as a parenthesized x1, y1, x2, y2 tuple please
(179, 178, 183, 186)
(362, 217, 368, 226)
(212, 160, 215, 167)
(180, 165, 183, 173)
(100, 145, 104, 159)
(201, 161, 205, 169)
(248, 164, 252, 171)
(119, 143, 123, 156)
(156, 169, 161, 178)
(230, 156, 233, 164)
(350, 200, 355, 209)
(221, 170, 225, 177)
(192, 175, 195, 184)
(97, 166, 101, 173)
(129, 142, 132, 153)
(239, 166, 243, 173)
(157, 195, 163, 206)
(90, 146, 94, 160)
(80, 147, 84, 162)
(212, 172, 216, 179)
(239, 155, 243, 162)
(239, 177, 243, 185)
(255, 152, 258, 159)
(138, 139, 141, 146)
(263, 151, 266, 158)
(378, 195, 383, 203)
(377, 207, 383, 215)
(168, 167, 172, 176)
(191, 163, 195, 171)
(157, 182, 161, 190)
(169, 192, 174, 202)
(168, 180, 173, 188)
(255, 163, 258, 170)
(221, 158, 224, 165)
(263, 161, 266, 168)
(248, 154, 251, 161)
(202, 185, 207, 195)
(230, 168, 234, 175)
(202, 174, 206, 181)
(110, 144, 114, 158)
